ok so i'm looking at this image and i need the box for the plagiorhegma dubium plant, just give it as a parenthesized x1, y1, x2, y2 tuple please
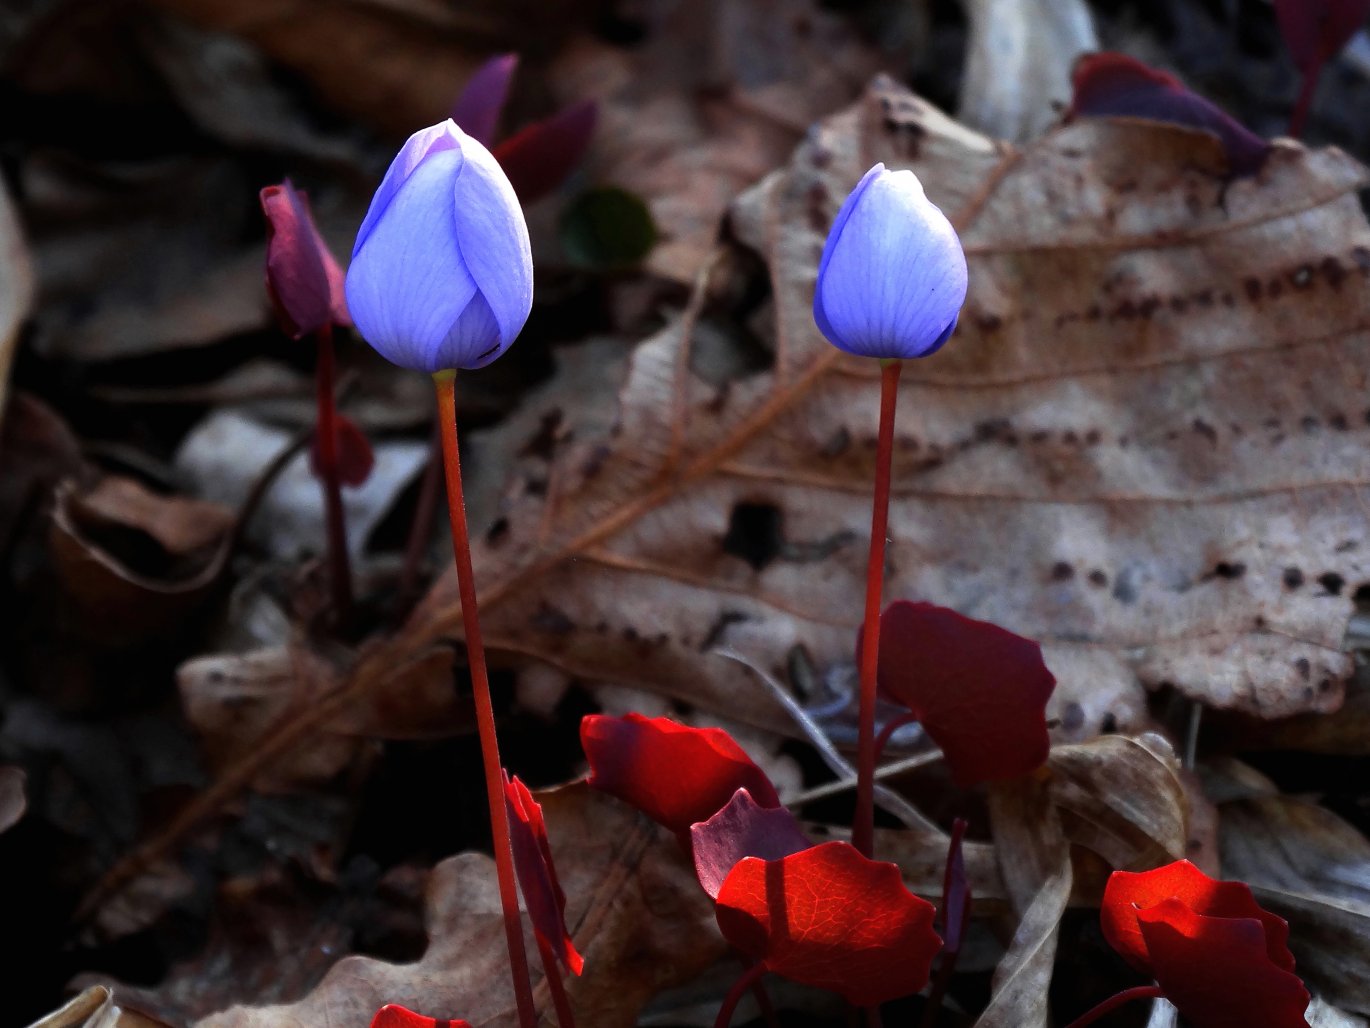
(813, 163, 968, 859)
(344, 118, 540, 1028)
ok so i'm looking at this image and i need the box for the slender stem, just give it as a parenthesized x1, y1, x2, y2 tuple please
(871, 711, 921, 768)
(920, 818, 970, 1028)
(854, 358, 902, 858)
(536, 932, 576, 1028)
(1063, 986, 1166, 1028)
(714, 963, 768, 1028)
(1290, 69, 1318, 140)
(433, 372, 537, 1028)
(314, 324, 353, 622)
(397, 417, 443, 615)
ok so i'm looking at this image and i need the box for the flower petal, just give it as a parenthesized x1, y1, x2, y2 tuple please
(345, 148, 480, 373)
(450, 137, 534, 350)
(353, 121, 464, 256)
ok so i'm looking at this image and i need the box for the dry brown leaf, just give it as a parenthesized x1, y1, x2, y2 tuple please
(547, 0, 886, 280)
(28, 986, 171, 1028)
(381, 75, 1370, 740)
(187, 784, 725, 1028)
(1219, 783, 1370, 1015)
(0, 176, 33, 423)
(0, 764, 27, 835)
(959, 0, 1098, 142)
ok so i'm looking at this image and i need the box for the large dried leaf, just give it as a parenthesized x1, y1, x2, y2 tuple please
(187, 785, 725, 1028)
(1219, 780, 1370, 1014)
(383, 75, 1370, 735)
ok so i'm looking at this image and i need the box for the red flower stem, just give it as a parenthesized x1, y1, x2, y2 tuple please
(714, 962, 768, 1028)
(1290, 69, 1318, 139)
(871, 711, 921, 768)
(396, 418, 443, 613)
(535, 933, 576, 1028)
(854, 358, 902, 858)
(433, 371, 537, 1028)
(314, 323, 353, 622)
(1062, 986, 1166, 1028)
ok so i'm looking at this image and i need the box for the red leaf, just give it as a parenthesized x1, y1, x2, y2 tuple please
(1137, 900, 1310, 1028)
(311, 412, 375, 488)
(504, 774, 584, 975)
(370, 1004, 472, 1028)
(1068, 52, 1271, 177)
(1101, 859, 1294, 975)
(451, 53, 517, 146)
(715, 841, 941, 1007)
(581, 713, 779, 838)
(1274, 0, 1370, 75)
(690, 788, 811, 900)
(493, 101, 598, 203)
(869, 601, 1054, 787)
(259, 179, 349, 339)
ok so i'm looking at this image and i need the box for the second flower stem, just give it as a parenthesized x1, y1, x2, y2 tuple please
(314, 323, 353, 623)
(434, 371, 537, 1028)
(854, 358, 901, 858)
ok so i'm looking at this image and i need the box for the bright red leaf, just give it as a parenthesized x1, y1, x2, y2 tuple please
(870, 601, 1054, 787)
(1068, 52, 1271, 176)
(1100, 861, 1309, 1028)
(259, 179, 349, 339)
(494, 100, 598, 203)
(310, 412, 374, 488)
(690, 788, 811, 900)
(370, 1004, 472, 1028)
(581, 713, 780, 838)
(450, 52, 518, 146)
(504, 774, 584, 975)
(715, 841, 941, 1007)
(1101, 859, 1293, 975)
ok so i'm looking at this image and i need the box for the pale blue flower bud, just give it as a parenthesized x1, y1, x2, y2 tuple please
(813, 164, 968, 360)
(345, 120, 533, 373)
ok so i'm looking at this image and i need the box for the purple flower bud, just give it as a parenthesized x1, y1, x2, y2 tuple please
(813, 164, 968, 360)
(259, 179, 350, 340)
(345, 119, 533, 374)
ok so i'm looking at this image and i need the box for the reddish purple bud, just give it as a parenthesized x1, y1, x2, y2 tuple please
(504, 774, 584, 976)
(690, 788, 811, 900)
(260, 179, 349, 339)
(493, 100, 598, 203)
(310, 412, 374, 488)
(1068, 52, 1271, 177)
(1275, 0, 1370, 75)
(451, 53, 518, 146)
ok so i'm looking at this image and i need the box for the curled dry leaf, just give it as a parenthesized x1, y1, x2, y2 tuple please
(0, 175, 34, 422)
(0, 765, 27, 835)
(28, 986, 170, 1028)
(190, 784, 727, 1028)
(381, 74, 1370, 762)
(49, 476, 235, 647)
(1218, 780, 1370, 1015)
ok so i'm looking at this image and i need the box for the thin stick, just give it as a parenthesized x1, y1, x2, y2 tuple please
(314, 323, 353, 621)
(1290, 71, 1317, 140)
(1063, 986, 1166, 1028)
(714, 962, 768, 1028)
(536, 933, 576, 1028)
(434, 371, 537, 1028)
(854, 359, 901, 857)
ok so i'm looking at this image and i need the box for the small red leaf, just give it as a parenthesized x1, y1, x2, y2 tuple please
(310, 413, 375, 488)
(505, 774, 584, 975)
(370, 1004, 472, 1028)
(1101, 859, 1294, 975)
(690, 788, 811, 900)
(451, 53, 518, 146)
(715, 841, 941, 1007)
(493, 101, 598, 203)
(1137, 901, 1310, 1028)
(870, 601, 1054, 787)
(1274, 0, 1370, 75)
(581, 713, 779, 838)
(260, 179, 349, 339)
(1068, 52, 1271, 177)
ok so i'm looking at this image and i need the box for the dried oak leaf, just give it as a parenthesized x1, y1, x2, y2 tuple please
(190, 784, 726, 1028)
(372, 75, 1370, 739)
